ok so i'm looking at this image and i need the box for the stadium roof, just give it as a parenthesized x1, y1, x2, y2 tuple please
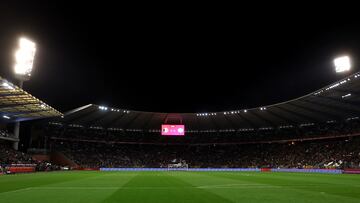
(54, 72, 360, 131)
(0, 76, 63, 122)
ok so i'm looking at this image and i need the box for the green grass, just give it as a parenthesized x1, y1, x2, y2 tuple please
(1, 171, 360, 203)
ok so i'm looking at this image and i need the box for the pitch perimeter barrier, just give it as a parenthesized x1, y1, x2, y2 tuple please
(343, 169, 360, 174)
(100, 168, 349, 173)
(100, 168, 260, 172)
(6, 166, 35, 173)
(271, 168, 342, 174)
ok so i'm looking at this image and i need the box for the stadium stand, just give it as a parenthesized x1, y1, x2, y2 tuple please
(0, 76, 62, 173)
(0, 76, 62, 122)
(0, 129, 10, 138)
(26, 72, 360, 170)
(0, 140, 61, 173)
(49, 123, 360, 169)
(45, 118, 360, 144)
(3, 73, 360, 172)
(0, 141, 33, 164)
(49, 72, 360, 132)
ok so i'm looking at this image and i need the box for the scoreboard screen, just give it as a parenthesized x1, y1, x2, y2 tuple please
(161, 125, 185, 136)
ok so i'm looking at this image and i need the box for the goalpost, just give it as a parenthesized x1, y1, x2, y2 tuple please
(167, 163, 189, 171)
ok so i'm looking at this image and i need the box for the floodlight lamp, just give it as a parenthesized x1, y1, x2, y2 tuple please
(14, 37, 36, 80)
(334, 56, 351, 73)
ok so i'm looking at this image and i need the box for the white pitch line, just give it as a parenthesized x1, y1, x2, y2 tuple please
(196, 183, 269, 188)
(197, 184, 280, 189)
(29, 186, 230, 190)
(0, 187, 31, 195)
(195, 183, 347, 189)
(31, 186, 184, 190)
(31, 187, 120, 190)
(198, 186, 281, 189)
(15, 183, 353, 191)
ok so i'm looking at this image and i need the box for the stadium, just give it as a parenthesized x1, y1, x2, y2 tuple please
(1, 3, 360, 203)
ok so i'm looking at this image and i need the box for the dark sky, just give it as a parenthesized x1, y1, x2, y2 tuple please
(1, 3, 359, 113)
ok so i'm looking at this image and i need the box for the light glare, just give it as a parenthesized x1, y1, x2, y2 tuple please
(334, 56, 351, 73)
(14, 37, 36, 77)
(1, 82, 14, 90)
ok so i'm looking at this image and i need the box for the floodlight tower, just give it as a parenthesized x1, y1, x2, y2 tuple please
(12, 37, 36, 150)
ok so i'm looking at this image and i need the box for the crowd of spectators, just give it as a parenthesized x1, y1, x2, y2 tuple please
(0, 129, 12, 138)
(0, 141, 61, 173)
(52, 136, 360, 169)
(26, 119, 360, 170)
(2, 118, 358, 173)
(0, 141, 34, 164)
(45, 119, 360, 144)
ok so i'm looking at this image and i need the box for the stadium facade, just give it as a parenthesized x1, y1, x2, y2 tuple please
(48, 72, 360, 134)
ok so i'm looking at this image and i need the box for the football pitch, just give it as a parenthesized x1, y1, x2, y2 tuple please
(1, 171, 360, 203)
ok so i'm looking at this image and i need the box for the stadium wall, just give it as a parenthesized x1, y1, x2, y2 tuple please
(32, 154, 51, 162)
(51, 152, 78, 168)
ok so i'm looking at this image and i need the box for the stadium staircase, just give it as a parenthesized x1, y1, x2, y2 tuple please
(32, 152, 79, 168)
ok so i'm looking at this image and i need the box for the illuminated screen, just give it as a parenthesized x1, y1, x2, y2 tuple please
(161, 125, 185, 136)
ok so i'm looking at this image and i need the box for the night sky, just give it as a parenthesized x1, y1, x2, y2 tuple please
(1, 3, 359, 113)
